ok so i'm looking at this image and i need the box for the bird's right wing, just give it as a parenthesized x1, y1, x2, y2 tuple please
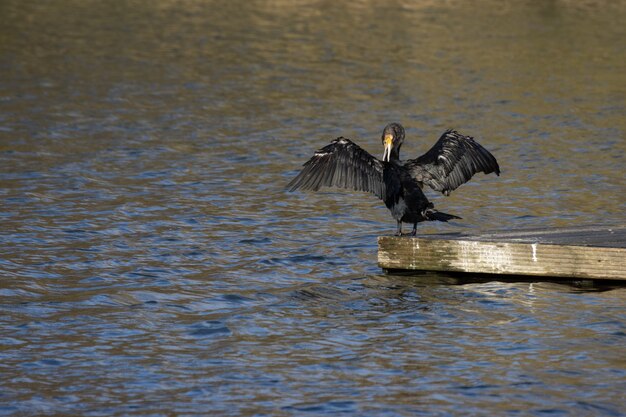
(287, 137, 386, 200)
(406, 129, 500, 196)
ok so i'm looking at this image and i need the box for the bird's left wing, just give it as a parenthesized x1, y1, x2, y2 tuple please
(406, 130, 500, 196)
(287, 137, 386, 200)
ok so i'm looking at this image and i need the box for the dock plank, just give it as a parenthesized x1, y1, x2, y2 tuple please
(378, 225, 626, 280)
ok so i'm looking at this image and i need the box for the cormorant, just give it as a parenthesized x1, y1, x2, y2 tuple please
(288, 123, 500, 236)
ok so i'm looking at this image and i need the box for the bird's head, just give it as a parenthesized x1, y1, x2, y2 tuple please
(381, 123, 405, 162)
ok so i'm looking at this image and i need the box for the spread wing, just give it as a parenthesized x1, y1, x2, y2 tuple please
(406, 129, 500, 196)
(287, 137, 386, 200)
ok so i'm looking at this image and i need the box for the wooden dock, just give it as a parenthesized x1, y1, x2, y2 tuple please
(378, 224, 626, 281)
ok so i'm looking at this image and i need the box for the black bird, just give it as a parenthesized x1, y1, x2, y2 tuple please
(288, 123, 500, 236)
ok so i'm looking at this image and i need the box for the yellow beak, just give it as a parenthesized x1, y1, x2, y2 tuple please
(382, 134, 393, 162)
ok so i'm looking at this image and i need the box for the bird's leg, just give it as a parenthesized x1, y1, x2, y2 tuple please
(395, 221, 403, 236)
(410, 223, 418, 237)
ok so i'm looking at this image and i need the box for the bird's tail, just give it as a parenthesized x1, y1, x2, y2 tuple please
(425, 209, 462, 222)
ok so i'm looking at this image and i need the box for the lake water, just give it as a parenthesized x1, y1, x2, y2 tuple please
(1, 0, 625, 415)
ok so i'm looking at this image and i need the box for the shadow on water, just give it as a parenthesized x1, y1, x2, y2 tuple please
(383, 269, 626, 292)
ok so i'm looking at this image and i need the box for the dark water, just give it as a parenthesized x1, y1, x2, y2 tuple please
(1, 1, 625, 415)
